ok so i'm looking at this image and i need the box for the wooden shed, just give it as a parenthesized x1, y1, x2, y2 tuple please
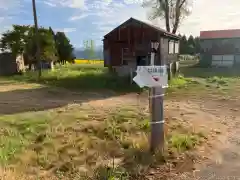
(103, 17, 180, 77)
(0, 53, 25, 76)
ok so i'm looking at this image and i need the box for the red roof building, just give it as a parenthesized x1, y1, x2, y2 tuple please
(200, 29, 240, 39)
(199, 29, 240, 67)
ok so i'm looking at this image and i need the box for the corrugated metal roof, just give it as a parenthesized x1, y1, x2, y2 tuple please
(103, 17, 180, 40)
(200, 29, 240, 39)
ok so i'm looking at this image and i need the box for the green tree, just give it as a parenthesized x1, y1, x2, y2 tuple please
(89, 40, 95, 59)
(143, 0, 192, 33)
(24, 27, 58, 69)
(194, 36, 200, 54)
(83, 39, 95, 62)
(0, 25, 58, 70)
(187, 35, 195, 55)
(0, 25, 29, 55)
(179, 34, 188, 54)
(55, 32, 74, 64)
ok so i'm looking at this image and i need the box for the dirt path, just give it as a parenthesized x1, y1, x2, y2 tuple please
(194, 105, 240, 180)
(174, 97, 240, 180)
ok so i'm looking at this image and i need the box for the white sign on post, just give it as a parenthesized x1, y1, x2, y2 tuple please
(133, 65, 168, 88)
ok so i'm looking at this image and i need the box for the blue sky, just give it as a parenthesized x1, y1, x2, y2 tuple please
(1, 0, 240, 48)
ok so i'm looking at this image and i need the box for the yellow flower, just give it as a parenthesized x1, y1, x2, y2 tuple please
(74, 59, 104, 64)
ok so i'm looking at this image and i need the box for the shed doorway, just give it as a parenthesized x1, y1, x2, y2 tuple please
(136, 56, 148, 66)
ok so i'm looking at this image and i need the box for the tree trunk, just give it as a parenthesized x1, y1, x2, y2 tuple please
(163, 0, 171, 32)
(50, 61, 54, 70)
(172, 0, 186, 34)
(32, 0, 41, 79)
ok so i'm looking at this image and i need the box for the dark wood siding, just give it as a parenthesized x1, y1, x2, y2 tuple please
(110, 43, 122, 66)
(103, 18, 179, 67)
(0, 53, 18, 75)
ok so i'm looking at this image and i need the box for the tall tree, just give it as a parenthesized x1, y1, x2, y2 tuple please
(187, 35, 195, 55)
(143, 0, 192, 34)
(179, 34, 188, 54)
(194, 36, 200, 54)
(55, 32, 74, 64)
(49, 27, 59, 59)
(89, 40, 95, 60)
(83, 40, 96, 61)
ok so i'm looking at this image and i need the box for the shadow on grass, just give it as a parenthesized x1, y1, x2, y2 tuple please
(9, 68, 141, 94)
(180, 65, 240, 78)
(0, 86, 121, 115)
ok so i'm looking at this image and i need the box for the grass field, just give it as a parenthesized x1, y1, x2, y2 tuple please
(10, 64, 140, 93)
(0, 63, 240, 179)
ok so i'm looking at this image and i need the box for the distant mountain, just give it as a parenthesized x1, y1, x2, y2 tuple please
(74, 45, 103, 60)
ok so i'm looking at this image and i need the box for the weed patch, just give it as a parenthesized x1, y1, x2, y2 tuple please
(0, 95, 206, 179)
(0, 114, 49, 165)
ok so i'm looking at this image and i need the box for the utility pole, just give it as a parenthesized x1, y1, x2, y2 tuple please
(150, 40, 165, 153)
(133, 40, 167, 153)
(32, 0, 41, 79)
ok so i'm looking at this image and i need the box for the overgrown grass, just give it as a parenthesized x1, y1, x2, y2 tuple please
(168, 133, 200, 152)
(0, 113, 50, 165)
(6, 64, 200, 95)
(9, 64, 140, 93)
(180, 66, 240, 79)
(178, 60, 240, 95)
(0, 104, 205, 179)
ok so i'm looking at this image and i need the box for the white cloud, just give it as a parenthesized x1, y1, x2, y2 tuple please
(0, 0, 21, 10)
(92, 3, 149, 35)
(68, 0, 125, 22)
(43, 0, 85, 9)
(3, 0, 240, 48)
(123, 0, 143, 4)
(43, 1, 57, 7)
(69, 14, 89, 21)
(68, 0, 85, 8)
(0, 0, 21, 37)
(91, 0, 240, 39)
(55, 28, 77, 33)
(179, 0, 240, 37)
(0, 17, 4, 23)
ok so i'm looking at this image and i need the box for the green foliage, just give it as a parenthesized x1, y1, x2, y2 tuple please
(207, 76, 228, 86)
(55, 32, 74, 63)
(24, 27, 58, 64)
(0, 25, 30, 55)
(0, 25, 74, 66)
(169, 133, 200, 152)
(179, 34, 200, 55)
(169, 75, 189, 88)
(83, 39, 96, 59)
